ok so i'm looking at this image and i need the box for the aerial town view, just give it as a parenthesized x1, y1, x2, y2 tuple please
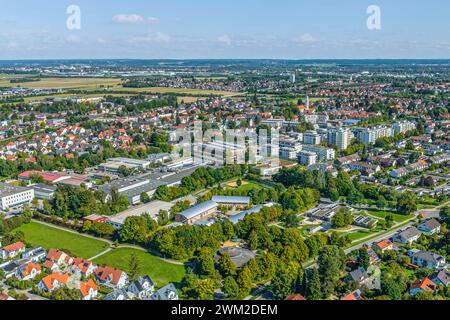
(0, 0, 449, 315)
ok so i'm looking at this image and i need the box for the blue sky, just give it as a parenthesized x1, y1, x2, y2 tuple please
(0, 0, 449, 59)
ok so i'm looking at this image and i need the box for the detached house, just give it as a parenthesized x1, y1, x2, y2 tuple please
(410, 278, 436, 296)
(372, 239, 394, 253)
(408, 249, 446, 269)
(38, 272, 69, 293)
(418, 219, 441, 235)
(151, 283, 179, 301)
(393, 227, 421, 245)
(127, 275, 155, 300)
(70, 258, 97, 277)
(79, 279, 98, 300)
(95, 266, 128, 289)
(17, 262, 42, 281)
(431, 269, 450, 287)
(1, 241, 26, 260)
(46, 249, 73, 268)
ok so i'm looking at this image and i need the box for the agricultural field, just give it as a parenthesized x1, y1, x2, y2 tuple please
(0, 77, 122, 90)
(93, 248, 186, 288)
(17, 221, 109, 258)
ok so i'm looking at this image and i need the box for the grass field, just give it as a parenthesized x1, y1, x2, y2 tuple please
(347, 230, 375, 241)
(17, 221, 109, 258)
(93, 248, 186, 288)
(366, 209, 413, 223)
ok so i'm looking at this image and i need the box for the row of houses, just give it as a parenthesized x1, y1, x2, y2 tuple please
(0, 242, 178, 301)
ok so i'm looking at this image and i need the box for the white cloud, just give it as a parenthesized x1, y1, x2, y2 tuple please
(147, 17, 160, 25)
(296, 33, 317, 43)
(217, 34, 232, 46)
(112, 14, 143, 24)
(155, 32, 171, 43)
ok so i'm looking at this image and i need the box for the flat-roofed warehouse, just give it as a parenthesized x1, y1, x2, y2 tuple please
(29, 183, 57, 200)
(107, 200, 174, 229)
(98, 177, 167, 205)
(175, 200, 218, 225)
(98, 157, 151, 174)
(0, 183, 35, 210)
(211, 196, 250, 208)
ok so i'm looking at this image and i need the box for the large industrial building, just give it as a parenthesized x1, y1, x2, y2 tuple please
(98, 177, 166, 205)
(175, 200, 218, 225)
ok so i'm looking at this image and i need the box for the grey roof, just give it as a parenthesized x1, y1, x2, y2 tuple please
(152, 283, 178, 300)
(0, 183, 32, 197)
(212, 196, 251, 205)
(217, 247, 257, 268)
(177, 200, 218, 220)
(412, 250, 445, 264)
(128, 275, 154, 292)
(349, 267, 369, 282)
(433, 269, 450, 286)
(30, 183, 57, 193)
(103, 289, 129, 301)
(420, 219, 441, 231)
(399, 227, 421, 240)
(229, 205, 263, 224)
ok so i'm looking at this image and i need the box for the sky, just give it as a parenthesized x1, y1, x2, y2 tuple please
(0, 0, 449, 60)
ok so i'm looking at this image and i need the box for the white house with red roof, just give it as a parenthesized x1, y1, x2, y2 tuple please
(0, 241, 26, 260)
(17, 261, 42, 281)
(46, 249, 73, 267)
(95, 266, 129, 289)
(70, 258, 97, 277)
(80, 279, 98, 300)
(38, 272, 70, 293)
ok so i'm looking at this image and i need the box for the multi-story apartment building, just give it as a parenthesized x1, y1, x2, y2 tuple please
(393, 121, 416, 134)
(303, 130, 321, 145)
(302, 145, 336, 162)
(327, 127, 351, 151)
(298, 151, 317, 166)
(356, 126, 394, 145)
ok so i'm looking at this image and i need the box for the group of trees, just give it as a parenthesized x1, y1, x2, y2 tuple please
(43, 185, 129, 220)
(153, 165, 248, 202)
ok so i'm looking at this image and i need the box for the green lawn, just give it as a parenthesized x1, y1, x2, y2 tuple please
(366, 209, 413, 223)
(17, 221, 109, 258)
(347, 230, 374, 241)
(93, 248, 186, 288)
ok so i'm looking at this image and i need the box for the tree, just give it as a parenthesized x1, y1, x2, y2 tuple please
(318, 246, 346, 297)
(236, 266, 253, 295)
(358, 247, 370, 270)
(396, 191, 417, 215)
(306, 268, 322, 300)
(140, 192, 151, 203)
(381, 263, 408, 300)
(53, 287, 81, 300)
(217, 253, 237, 278)
(222, 276, 240, 298)
(119, 216, 149, 243)
(196, 247, 215, 276)
(440, 206, 450, 224)
(195, 278, 216, 300)
(271, 265, 298, 299)
(128, 253, 141, 282)
(385, 214, 395, 228)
